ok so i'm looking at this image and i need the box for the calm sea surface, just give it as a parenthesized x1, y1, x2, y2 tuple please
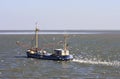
(0, 32, 120, 79)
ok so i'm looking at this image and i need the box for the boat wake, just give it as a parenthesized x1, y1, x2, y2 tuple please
(72, 59, 120, 67)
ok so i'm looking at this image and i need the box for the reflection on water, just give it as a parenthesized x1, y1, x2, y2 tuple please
(0, 34, 120, 79)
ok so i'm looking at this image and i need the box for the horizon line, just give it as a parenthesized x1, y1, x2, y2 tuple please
(0, 29, 120, 32)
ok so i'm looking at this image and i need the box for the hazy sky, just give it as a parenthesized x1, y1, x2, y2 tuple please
(0, 0, 120, 30)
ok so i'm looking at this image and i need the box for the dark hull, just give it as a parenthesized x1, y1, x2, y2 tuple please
(26, 52, 73, 61)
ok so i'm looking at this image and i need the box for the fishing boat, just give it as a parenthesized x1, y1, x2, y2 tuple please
(17, 25, 73, 61)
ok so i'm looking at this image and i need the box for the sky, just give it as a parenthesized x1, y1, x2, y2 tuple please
(0, 0, 120, 30)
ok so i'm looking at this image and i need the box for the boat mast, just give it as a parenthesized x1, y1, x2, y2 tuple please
(64, 34, 67, 53)
(35, 24, 39, 48)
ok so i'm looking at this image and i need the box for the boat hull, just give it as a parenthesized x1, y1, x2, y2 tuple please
(26, 52, 73, 61)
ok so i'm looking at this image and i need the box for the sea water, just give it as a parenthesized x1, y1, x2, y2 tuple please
(0, 32, 120, 79)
